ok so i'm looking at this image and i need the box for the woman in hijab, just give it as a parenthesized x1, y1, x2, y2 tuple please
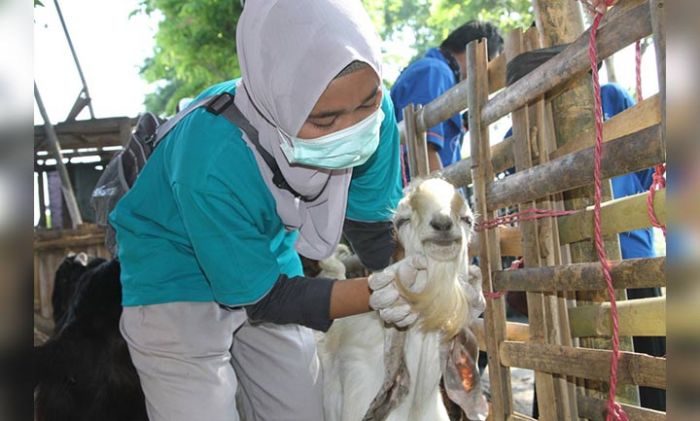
(110, 1, 424, 419)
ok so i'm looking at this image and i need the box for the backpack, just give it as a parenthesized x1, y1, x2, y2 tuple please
(90, 92, 311, 256)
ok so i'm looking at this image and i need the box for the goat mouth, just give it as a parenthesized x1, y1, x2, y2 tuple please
(423, 238, 461, 247)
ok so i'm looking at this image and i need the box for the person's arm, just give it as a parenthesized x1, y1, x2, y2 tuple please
(344, 89, 403, 271)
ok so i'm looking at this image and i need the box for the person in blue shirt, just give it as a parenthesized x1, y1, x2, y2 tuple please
(391, 21, 503, 176)
(109, 1, 425, 420)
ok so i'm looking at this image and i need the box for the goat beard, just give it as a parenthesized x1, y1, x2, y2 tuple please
(396, 257, 469, 341)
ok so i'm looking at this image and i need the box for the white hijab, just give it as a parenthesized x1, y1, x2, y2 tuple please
(234, 0, 383, 260)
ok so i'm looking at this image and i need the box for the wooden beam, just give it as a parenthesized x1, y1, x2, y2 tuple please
(569, 297, 666, 337)
(508, 413, 537, 421)
(486, 124, 664, 211)
(576, 394, 666, 421)
(550, 94, 661, 159)
(470, 319, 529, 351)
(499, 341, 666, 389)
(493, 257, 666, 292)
(481, 0, 652, 126)
(34, 116, 137, 147)
(414, 53, 507, 134)
(558, 189, 666, 245)
(467, 38, 513, 419)
(403, 103, 430, 178)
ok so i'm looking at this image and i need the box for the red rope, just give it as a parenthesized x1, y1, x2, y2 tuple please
(475, 208, 578, 231)
(635, 40, 643, 102)
(587, 2, 628, 419)
(647, 163, 666, 236)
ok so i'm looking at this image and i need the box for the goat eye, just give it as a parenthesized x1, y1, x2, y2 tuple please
(460, 215, 473, 226)
(394, 217, 410, 230)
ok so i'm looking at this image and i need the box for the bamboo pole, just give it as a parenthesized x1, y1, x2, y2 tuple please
(487, 124, 664, 210)
(34, 83, 84, 228)
(482, 0, 651, 126)
(470, 319, 530, 351)
(403, 103, 430, 178)
(577, 394, 666, 421)
(493, 257, 666, 292)
(569, 297, 666, 337)
(550, 94, 660, 159)
(470, 226, 523, 258)
(558, 188, 666, 245)
(499, 341, 666, 389)
(467, 38, 513, 419)
(533, 0, 639, 406)
(508, 413, 537, 421)
(649, 0, 666, 153)
(440, 94, 659, 188)
(506, 29, 565, 421)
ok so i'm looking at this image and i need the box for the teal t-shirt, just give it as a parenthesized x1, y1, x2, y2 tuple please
(110, 79, 402, 307)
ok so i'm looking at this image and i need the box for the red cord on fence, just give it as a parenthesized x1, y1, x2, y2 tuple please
(647, 163, 666, 236)
(475, 208, 578, 232)
(635, 40, 643, 102)
(586, 1, 628, 419)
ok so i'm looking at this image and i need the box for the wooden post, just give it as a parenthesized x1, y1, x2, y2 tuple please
(507, 28, 578, 420)
(34, 83, 84, 228)
(467, 38, 513, 419)
(36, 170, 47, 228)
(403, 104, 430, 178)
(532, 0, 639, 406)
(649, 0, 666, 153)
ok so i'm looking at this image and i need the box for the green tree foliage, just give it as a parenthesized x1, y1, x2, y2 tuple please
(138, 0, 532, 114)
(136, 0, 242, 114)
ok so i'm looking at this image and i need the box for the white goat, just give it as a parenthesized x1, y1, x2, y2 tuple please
(318, 178, 486, 421)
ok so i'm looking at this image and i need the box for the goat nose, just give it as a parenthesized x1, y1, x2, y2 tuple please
(430, 215, 453, 231)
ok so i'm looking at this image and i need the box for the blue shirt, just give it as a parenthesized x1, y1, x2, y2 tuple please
(603, 83, 655, 259)
(390, 48, 464, 169)
(502, 83, 654, 258)
(110, 79, 402, 307)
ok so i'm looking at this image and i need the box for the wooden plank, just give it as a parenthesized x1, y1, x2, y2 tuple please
(550, 94, 661, 159)
(34, 116, 136, 147)
(482, 0, 652, 126)
(403, 103, 430, 178)
(534, 0, 640, 405)
(470, 319, 529, 351)
(439, 135, 514, 188)
(486, 124, 664, 211)
(577, 393, 665, 421)
(467, 38, 513, 419)
(499, 341, 666, 389)
(558, 188, 666, 245)
(649, 0, 666, 154)
(470, 226, 523, 258)
(506, 28, 562, 421)
(34, 234, 107, 251)
(414, 53, 507, 134)
(508, 413, 537, 421)
(492, 257, 666, 292)
(569, 297, 666, 337)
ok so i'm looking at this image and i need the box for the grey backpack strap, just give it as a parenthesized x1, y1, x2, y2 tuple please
(219, 96, 322, 202)
(153, 94, 234, 146)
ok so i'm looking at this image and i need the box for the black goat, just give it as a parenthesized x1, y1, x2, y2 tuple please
(34, 255, 147, 421)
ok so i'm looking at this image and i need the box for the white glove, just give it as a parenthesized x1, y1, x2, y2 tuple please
(459, 265, 486, 320)
(368, 254, 428, 327)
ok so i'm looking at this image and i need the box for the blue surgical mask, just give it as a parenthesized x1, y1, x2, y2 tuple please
(279, 108, 384, 169)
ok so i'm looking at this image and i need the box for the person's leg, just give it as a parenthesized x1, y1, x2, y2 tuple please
(120, 302, 246, 421)
(231, 321, 324, 421)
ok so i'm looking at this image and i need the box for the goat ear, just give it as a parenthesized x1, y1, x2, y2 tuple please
(75, 252, 89, 267)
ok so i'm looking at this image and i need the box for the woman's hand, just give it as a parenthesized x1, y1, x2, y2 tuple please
(368, 254, 428, 327)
